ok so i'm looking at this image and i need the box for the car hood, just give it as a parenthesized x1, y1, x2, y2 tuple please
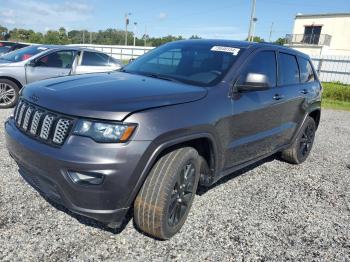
(22, 72, 207, 121)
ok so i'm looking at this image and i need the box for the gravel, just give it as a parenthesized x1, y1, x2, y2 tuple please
(0, 108, 350, 261)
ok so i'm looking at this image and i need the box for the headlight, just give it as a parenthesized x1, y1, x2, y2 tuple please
(73, 120, 136, 143)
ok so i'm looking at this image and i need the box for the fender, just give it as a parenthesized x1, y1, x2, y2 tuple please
(290, 106, 321, 145)
(125, 132, 220, 206)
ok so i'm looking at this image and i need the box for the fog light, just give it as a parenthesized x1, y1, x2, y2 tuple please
(68, 171, 104, 185)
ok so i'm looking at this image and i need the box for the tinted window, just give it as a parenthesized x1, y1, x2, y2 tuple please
(82, 51, 109, 66)
(123, 42, 244, 86)
(37, 51, 75, 68)
(237, 51, 277, 88)
(298, 57, 315, 83)
(279, 53, 300, 85)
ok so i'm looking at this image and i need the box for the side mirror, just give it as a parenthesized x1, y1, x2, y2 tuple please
(236, 73, 270, 92)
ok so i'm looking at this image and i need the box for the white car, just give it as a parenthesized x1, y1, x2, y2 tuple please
(0, 45, 123, 108)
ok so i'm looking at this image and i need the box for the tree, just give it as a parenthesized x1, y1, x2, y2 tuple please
(245, 36, 265, 42)
(0, 25, 8, 40)
(189, 35, 201, 39)
(274, 37, 286, 45)
(4, 26, 204, 47)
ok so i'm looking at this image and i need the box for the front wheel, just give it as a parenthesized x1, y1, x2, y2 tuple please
(134, 147, 200, 240)
(281, 116, 316, 164)
(0, 79, 20, 109)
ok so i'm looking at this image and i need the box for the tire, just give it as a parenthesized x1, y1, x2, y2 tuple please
(134, 147, 200, 240)
(0, 79, 20, 109)
(281, 116, 316, 164)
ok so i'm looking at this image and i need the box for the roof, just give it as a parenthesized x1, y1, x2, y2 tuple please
(32, 44, 103, 53)
(295, 13, 350, 19)
(176, 39, 255, 48)
(169, 39, 309, 57)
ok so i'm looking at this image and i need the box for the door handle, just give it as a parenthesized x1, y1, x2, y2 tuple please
(273, 94, 284, 100)
(300, 89, 309, 95)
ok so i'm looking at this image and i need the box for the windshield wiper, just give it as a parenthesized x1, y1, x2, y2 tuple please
(141, 73, 181, 83)
(119, 69, 181, 83)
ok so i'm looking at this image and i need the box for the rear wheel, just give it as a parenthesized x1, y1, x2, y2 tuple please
(134, 147, 200, 239)
(281, 116, 316, 164)
(0, 79, 19, 109)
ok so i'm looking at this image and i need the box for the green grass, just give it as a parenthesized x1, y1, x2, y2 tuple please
(322, 98, 350, 111)
(321, 82, 350, 111)
(322, 82, 350, 101)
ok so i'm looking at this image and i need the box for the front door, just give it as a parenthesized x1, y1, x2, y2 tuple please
(225, 49, 284, 168)
(26, 50, 76, 84)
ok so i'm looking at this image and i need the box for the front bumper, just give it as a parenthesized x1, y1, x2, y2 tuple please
(5, 117, 151, 227)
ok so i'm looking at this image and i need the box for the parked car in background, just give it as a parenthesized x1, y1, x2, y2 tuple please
(0, 45, 123, 108)
(5, 40, 321, 239)
(0, 41, 29, 56)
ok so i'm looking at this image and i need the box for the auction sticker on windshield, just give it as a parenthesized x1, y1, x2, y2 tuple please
(211, 46, 240, 55)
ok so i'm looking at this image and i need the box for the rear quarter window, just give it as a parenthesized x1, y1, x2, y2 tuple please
(298, 57, 315, 83)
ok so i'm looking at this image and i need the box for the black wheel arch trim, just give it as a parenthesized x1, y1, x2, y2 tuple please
(291, 107, 321, 145)
(125, 132, 220, 207)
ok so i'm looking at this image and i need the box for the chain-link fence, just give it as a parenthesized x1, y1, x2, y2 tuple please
(311, 56, 350, 85)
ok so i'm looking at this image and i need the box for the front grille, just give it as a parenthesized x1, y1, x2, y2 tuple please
(14, 99, 73, 146)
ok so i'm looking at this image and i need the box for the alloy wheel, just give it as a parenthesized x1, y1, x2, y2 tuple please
(299, 124, 315, 157)
(0, 82, 16, 106)
(168, 161, 196, 227)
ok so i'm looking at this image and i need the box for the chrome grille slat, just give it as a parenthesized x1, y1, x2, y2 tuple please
(22, 106, 34, 131)
(30, 111, 44, 135)
(15, 99, 72, 146)
(53, 119, 71, 145)
(14, 101, 23, 122)
(17, 103, 27, 126)
(40, 115, 55, 140)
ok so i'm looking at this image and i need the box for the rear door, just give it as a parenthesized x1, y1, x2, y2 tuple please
(225, 49, 284, 167)
(26, 50, 76, 83)
(277, 53, 318, 145)
(75, 51, 120, 74)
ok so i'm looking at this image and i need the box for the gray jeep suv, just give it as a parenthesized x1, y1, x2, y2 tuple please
(5, 40, 321, 239)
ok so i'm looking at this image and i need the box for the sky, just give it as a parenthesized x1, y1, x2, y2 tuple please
(0, 0, 349, 41)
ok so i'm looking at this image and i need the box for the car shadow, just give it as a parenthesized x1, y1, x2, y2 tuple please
(197, 154, 278, 196)
(42, 195, 133, 234)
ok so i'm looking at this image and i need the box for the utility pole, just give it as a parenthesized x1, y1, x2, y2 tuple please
(251, 18, 258, 42)
(144, 25, 148, 47)
(268, 22, 274, 42)
(247, 0, 256, 42)
(82, 30, 85, 44)
(125, 13, 131, 46)
(133, 22, 138, 46)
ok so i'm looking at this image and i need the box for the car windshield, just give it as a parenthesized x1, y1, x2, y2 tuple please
(0, 46, 49, 62)
(122, 41, 244, 86)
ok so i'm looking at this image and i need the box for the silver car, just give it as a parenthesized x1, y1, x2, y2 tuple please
(0, 45, 123, 108)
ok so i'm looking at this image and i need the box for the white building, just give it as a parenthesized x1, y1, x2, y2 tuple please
(285, 13, 350, 56)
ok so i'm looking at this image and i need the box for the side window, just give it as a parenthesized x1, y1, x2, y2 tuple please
(37, 51, 75, 68)
(237, 50, 277, 88)
(81, 51, 109, 66)
(298, 57, 315, 83)
(279, 53, 300, 85)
